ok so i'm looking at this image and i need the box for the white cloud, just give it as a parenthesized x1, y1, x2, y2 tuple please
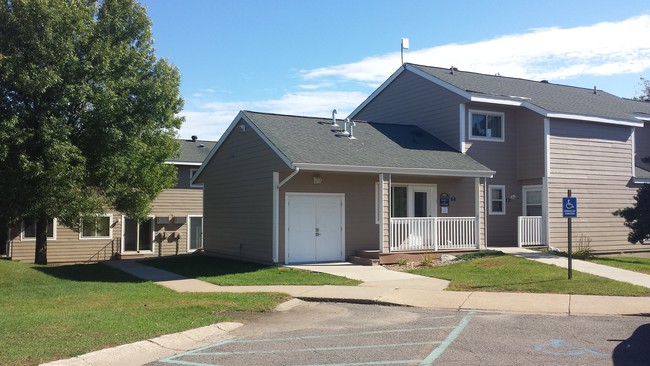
(178, 91, 367, 141)
(300, 15, 650, 84)
(179, 15, 650, 142)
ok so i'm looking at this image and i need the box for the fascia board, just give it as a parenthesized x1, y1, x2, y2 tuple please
(294, 163, 495, 178)
(164, 161, 203, 166)
(349, 65, 407, 119)
(190, 111, 293, 185)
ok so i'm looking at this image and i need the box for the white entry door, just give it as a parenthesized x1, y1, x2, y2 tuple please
(286, 194, 344, 264)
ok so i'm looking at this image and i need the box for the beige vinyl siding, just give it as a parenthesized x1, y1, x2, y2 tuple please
(548, 119, 636, 252)
(11, 215, 122, 263)
(200, 118, 288, 263)
(464, 104, 520, 245)
(9, 187, 203, 263)
(279, 172, 379, 261)
(353, 70, 466, 150)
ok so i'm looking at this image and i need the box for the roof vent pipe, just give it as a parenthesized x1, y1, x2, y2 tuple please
(348, 121, 357, 140)
(450, 66, 455, 75)
(593, 86, 598, 95)
(191, 135, 198, 142)
(337, 118, 350, 137)
(331, 109, 339, 127)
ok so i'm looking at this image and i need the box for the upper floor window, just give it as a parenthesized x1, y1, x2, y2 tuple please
(469, 110, 504, 142)
(22, 218, 56, 240)
(81, 215, 112, 239)
(189, 168, 202, 188)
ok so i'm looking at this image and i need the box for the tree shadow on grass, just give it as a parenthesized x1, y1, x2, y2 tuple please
(140, 254, 267, 279)
(34, 262, 145, 283)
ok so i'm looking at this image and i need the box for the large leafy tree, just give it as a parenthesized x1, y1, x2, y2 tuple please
(614, 161, 650, 244)
(0, 0, 183, 264)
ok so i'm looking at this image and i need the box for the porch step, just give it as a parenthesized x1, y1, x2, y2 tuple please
(355, 249, 380, 260)
(115, 253, 146, 260)
(348, 255, 380, 266)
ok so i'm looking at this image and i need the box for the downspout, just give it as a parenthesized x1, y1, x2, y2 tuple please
(273, 167, 299, 264)
(279, 167, 300, 188)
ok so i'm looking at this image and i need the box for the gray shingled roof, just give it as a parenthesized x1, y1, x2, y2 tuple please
(243, 111, 493, 176)
(169, 139, 217, 164)
(410, 64, 650, 123)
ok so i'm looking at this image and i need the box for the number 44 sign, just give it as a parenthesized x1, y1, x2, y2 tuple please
(562, 197, 577, 218)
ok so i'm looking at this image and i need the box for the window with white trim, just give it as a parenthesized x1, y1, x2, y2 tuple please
(22, 218, 56, 240)
(489, 185, 506, 215)
(81, 215, 112, 239)
(189, 168, 202, 188)
(470, 110, 504, 141)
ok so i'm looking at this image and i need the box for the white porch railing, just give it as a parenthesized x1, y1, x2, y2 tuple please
(518, 216, 546, 247)
(390, 217, 478, 252)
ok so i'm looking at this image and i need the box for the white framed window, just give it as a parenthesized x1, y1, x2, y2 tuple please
(489, 185, 506, 215)
(522, 185, 543, 216)
(189, 168, 202, 188)
(22, 218, 57, 240)
(469, 110, 505, 142)
(80, 215, 113, 239)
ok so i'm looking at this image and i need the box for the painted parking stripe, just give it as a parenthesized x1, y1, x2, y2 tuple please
(418, 311, 474, 366)
(191, 341, 442, 356)
(160, 313, 471, 366)
(228, 326, 454, 344)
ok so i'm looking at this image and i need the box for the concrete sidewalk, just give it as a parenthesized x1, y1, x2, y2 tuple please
(105, 259, 650, 317)
(45, 257, 650, 366)
(498, 247, 650, 288)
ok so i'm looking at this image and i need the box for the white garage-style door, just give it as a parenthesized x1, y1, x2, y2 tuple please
(285, 193, 344, 264)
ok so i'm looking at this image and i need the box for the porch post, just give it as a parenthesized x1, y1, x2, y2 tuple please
(474, 177, 481, 249)
(379, 173, 391, 253)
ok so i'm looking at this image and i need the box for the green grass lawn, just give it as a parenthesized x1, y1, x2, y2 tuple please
(590, 256, 650, 275)
(408, 255, 650, 296)
(140, 255, 361, 286)
(0, 260, 288, 366)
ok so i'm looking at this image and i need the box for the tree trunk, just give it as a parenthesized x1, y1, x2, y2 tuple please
(34, 217, 48, 265)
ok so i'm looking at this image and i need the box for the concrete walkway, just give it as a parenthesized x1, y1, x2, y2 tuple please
(498, 247, 650, 288)
(47, 256, 650, 366)
(104, 258, 650, 317)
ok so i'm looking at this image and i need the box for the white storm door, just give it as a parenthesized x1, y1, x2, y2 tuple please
(287, 195, 317, 263)
(286, 194, 344, 264)
(315, 195, 344, 262)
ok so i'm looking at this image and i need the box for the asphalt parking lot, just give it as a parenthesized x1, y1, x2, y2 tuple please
(148, 301, 649, 366)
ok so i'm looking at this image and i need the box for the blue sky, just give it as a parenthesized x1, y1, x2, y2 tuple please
(139, 0, 650, 141)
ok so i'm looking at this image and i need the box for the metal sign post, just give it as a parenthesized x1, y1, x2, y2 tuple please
(562, 190, 577, 280)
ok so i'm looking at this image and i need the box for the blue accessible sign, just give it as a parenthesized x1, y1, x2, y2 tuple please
(562, 197, 577, 218)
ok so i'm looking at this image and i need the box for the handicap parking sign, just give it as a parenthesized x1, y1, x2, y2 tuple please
(562, 197, 577, 218)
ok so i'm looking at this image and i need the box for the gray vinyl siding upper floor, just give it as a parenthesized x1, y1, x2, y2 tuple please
(352, 70, 466, 151)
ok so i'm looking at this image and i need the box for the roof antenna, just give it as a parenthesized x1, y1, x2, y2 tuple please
(401, 38, 409, 65)
(331, 109, 339, 127)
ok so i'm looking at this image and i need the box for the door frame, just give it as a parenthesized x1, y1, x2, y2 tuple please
(284, 192, 345, 264)
(187, 215, 203, 253)
(121, 215, 155, 254)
